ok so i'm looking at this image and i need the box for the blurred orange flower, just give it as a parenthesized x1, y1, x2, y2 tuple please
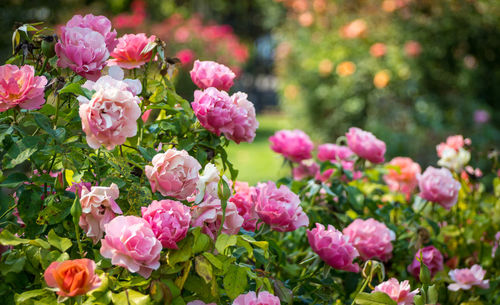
(336, 61, 356, 76)
(318, 59, 333, 76)
(299, 12, 314, 27)
(374, 70, 391, 88)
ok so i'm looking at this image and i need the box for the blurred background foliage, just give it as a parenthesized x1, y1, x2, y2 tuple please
(1, 0, 499, 183)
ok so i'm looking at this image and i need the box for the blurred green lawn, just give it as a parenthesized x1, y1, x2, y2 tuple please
(226, 112, 291, 185)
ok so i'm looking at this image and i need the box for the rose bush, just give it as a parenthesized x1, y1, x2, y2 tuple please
(0, 15, 499, 305)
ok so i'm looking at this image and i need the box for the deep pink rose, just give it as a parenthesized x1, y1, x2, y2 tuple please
(141, 199, 191, 249)
(293, 160, 320, 181)
(373, 278, 419, 305)
(79, 183, 122, 244)
(346, 127, 386, 164)
(100, 216, 162, 278)
(192, 88, 234, 136)
(108, 33, 156, 69)
(229, 181, 258, 231)
(44, 259, 101, 297)
(448, 264, 489, 291)
(190, 60, 236, 91)
(418, 167, 460, 210)
(176, 49, 195, 66)
(225, 92, 259, 144)
(145, 148, 202, 200)
(65, 14, 118, 52)
(79, 75, 141, 149)
(254, 181, 309, 232)
(269, 129, 314, 162)
(307, 223, 360, 272)
(191, 196, 244, 240)
(407, 246, 444, 279)
(343, 218, 395, 262)
(232, 291, 281, 305)
(384, 157, 421, 200)
(0, 64, 47, 112)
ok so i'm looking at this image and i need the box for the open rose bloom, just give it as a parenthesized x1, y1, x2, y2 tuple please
(108, 33, 156, 69)
(418, 166, 461, 210)
(229, 181, 258, 231)
(373, 278, 419, 305)
(269, 129, 314, 162)
(190, 60, 236, 91)
(343, 218, 395, 262)
(384, 157, 421, 199)
(0, 64, 47, 112)
(44, 259, 101, 297)
(232, 291, 281, 305)
(448, 264, 489, 291)
(346, 127, 386, 164)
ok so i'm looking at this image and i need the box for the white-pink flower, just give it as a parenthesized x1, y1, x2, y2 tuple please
(448, 265, 489, 291)
(232, 291, 281, 305)
(373, 278, 419, 305)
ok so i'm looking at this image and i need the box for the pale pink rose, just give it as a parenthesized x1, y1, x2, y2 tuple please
(307, 223, 360, 272)
(141, 199, 191, 249)
(65, 14, 118, 52)
(100, 216, 162, 278)
(232, 291, 281, 305)
(145, 148, 202, 200)
(373, 278, 419, 305)
(195, 163, 230, 202)
(436, 135, 470, 157)
(293, 160, 320, 180)
(343, 218, 395, 262)
(404, 40, 421, 57)
(448, 265, 489, 291)
(0, 64, 47, 112)
(254, 181, 309, 232)
(79, 75, 141, 149)
(269, 129, 314, 162)
(418, 167, 460, 210)
(226, 92, 259, 144)
(384, 157, 421, 200)
(370, 43, 387, 58)
(108, 33, 156, 69)
(79, 183, 122, 244)
(187, 301, 216, 305)
(229, 181, 258, 231)
(346, 127, 386, 164)
(407, 246, 444, 279)
(492, 232, 500, 258)
(191, 196, 244, 240)
(192, 88, 234, 136)
(190, 60, 236, 91)
(77, 66, 142, 101)
(56, 17, 114, 80)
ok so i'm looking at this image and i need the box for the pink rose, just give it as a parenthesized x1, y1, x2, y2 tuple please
(145, 148, 202, 200)
(436, 135, 470, 157)
(100, 216, 162, 278)
(346, 127, 386, 164)
(187, 301, 216, 305)
(79, 183, 122, 244)
(293, 160, 320, 180)
(190, 60, 236, 91)
(232, 291, 281, 305)
(79, 75, 141, 149)
(307, 223, 360, 272)
(191, 196, 244, 240)
(225, 92, 259, 144)
(108, 33, 156, 69)
(78, 66, 142, 99)
(269, 129, 314, 162)
(373, 278, 419, 305)
(407, 246, 444, 279)
(176, 49, 195, 66)
(418, 167, 461, 210)
(448, 264, 489, 291)
(141, 200, 191, 249)
(342, 218, 395, 262)
(492, 231, 500, 258)
(229, 181, 258, 231)
(0, 64, 47, 112)
(370, 43, 387, 58)
(254, 181, 309, 232)
(317, 143, 354, 163)
(384, 157, 421, 200)
(56, 15, 117, 80)
(66, 182, 92, 198)
(192, 88, 234, 136)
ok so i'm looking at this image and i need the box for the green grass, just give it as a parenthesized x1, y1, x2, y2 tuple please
(226, 112, 292, 185)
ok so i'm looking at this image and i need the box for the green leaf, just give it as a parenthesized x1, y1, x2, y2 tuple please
(0, 172, 28, 188)
(346, 186, 364, 212)
(5, 136, 41, 168)
(202, 252, 223, 270)
(215, 234, 237, 254)
(0, 230, 50, 249)
(111, 290, 150, 305)
(273, 279, 292, 305)
(167, 237, 193, 266)
(194, 255, 213, 284)
(223, 265, 248, 300)
(15, 289, 51, 303)
(413, 295, 424, 305)
(354, 292, 398, 305)
(137, 146, 157, 162)
(427, 284, 438, 304)
(58, 82, 86, 96)
(47, 229, 72, 252)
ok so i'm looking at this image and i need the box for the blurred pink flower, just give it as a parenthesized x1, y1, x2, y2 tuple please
(190, 60, 236, 91)
(340, 19, 367, 39)
(492, 232, 500, 258)
(343, 218, 395, 262)
(293, 160, 320, 180)
(269, 129, 314, 162)
(232, 291, 281, 305)
(407, 246, 444, 279)
(229, 181, 258, 231)
(384, 157, 421, 200)
(141, 200, 191, 249)
(176, 49, 196, 65)
(100, 215, 162, 278)
(418, 167, 460, 210)
(474, 110, 490, 124)
(317, 143, 354, 163)
(370, 43, 387, 58)
(373, 278, 419, 305)
(108, 33, 156, 69)
(448, 265, 489, 291)
(346, 127, 386, 164)
(0, 64, 47, 112)
(404, 40, 421, 57)
(254, 181, 309, 232)
(436, 135, 470, 157)
(307, 223, 360, 272)
(113, 0, 146, 30)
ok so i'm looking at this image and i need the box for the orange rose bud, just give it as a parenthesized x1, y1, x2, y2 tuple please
(44, 259, 101, 297)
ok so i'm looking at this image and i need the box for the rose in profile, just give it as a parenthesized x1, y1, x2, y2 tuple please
(343, 218, 395, 262)
(190, 60, 236, 91)
(373, 278, 419, 305)
(232, 291, 281, 305)
(108, 33, 156, 69)
(418, 167, 461, 210)
(0, 64, 47, 112)
(407, 246, 444, 279)
(346, 127, 386, 164)
(269, 129, 314, 162)
(44, 259, 101, 297)
(448, 265, 489, 291)
(307, 223, 360, 272)
(100, 216, 162, 278)
(226, 92, 259, 144)
(254, 181, 309, 232)
(145, 148, 202, 200)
